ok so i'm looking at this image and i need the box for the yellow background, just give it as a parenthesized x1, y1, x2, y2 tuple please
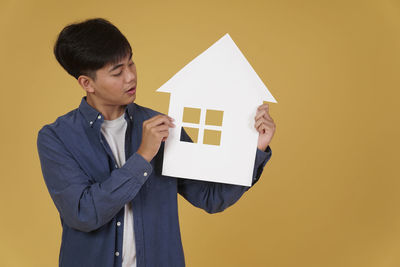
(1, 0, 399, 266)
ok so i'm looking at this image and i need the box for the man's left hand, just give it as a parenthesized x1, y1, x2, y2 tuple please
(255, 103, 276, 151)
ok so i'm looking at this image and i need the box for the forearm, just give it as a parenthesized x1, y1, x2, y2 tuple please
(38, 129, 152, 232)
(55, 153, 151, 232)
(177, 127, 272, 213)
(178, 146, 272, 213)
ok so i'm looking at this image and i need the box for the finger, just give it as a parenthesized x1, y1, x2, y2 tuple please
(255, 122, 275, 133)
(144, 114, 164, 124)
(144, 114, 175, 126)
(254, 117, 273, 128)
(257, 123, 267, 134)
(152, 124, 171, 133)
(255, 112, 274, 125)
(254, 118, 264, 129)
(255, 111, 273, 122)
(255, 109, 267, 121)
(147, 116, 175, 129)
(256, 123, 264, 133)
(261, 121, 276, 133)
(257, 122, 274, 134)
(256, 106, 273, 120)
(157, 115, 175, 126)
(257, 103, 269, 112)
(158, 130, 170, 141)
(161, 132, 170, 142)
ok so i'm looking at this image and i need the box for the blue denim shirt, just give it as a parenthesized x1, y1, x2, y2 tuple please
(37, 97, 272, 267)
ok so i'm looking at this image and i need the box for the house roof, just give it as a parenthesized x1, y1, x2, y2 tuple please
(156, 33, 277, 103)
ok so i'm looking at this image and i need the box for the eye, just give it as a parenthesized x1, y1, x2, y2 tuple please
(113, 71, 122, 77)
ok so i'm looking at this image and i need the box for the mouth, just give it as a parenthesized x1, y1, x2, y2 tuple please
(126, 86, 136, 95)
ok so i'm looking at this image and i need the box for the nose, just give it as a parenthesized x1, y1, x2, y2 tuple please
(125, 66, 136, 84)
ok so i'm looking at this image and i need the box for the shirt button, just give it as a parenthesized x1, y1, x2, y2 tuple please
(89, 121, 93, 125)
(130, 116, 133, 120)
(144, 172, 148, 177)
(117, 221, 121, 227)
(115, 252, 120, 257)
(98, 115, 102, 119)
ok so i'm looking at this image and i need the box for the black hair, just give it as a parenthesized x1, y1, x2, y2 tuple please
(53, 18, 132, 80)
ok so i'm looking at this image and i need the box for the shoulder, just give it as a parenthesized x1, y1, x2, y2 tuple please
(37, 108, 79, 141)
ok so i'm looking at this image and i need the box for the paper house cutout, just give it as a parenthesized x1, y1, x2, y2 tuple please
(157, 33, 277, 186)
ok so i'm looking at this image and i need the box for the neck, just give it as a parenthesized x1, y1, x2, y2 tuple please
(86, 95, 126, 120)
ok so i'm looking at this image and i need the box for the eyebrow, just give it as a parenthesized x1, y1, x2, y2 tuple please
(108, 52, 133, 72)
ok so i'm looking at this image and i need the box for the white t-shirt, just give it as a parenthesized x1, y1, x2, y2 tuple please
(100, 113, 136, 267)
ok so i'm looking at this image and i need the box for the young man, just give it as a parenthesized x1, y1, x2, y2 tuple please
(37, 18, 276, 267)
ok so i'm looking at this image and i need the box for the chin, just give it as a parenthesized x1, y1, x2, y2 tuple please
(123, 94, 136, 104)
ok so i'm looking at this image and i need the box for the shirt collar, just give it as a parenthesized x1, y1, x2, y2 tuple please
(126, 101, 136, 121)
(78, 96, 136, 127)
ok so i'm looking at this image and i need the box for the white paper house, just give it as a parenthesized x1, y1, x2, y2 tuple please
(157, 33, 277, 186)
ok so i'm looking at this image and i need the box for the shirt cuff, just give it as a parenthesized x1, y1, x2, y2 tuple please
(255, 145, 272, 168)
(123, 152, 153, 182)
(251, 145, 272, 186)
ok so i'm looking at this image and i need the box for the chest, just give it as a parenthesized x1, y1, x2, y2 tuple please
(60, 119, 144, 184)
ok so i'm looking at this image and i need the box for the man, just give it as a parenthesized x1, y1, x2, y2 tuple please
(37, 18, 276, 267)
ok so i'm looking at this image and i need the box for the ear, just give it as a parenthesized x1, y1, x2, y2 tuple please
(77, 75, 95, 94)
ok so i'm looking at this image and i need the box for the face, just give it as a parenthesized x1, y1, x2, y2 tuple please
(86, 52, 137, 107)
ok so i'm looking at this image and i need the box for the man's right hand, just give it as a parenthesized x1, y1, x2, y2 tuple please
(137, 114, 175, 162)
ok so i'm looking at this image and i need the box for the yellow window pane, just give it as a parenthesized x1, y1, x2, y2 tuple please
(182, 107, 201, 124)
(203, 129, 221, 146)
(180, 127, 199, 143)
(205, 109, 224, 126)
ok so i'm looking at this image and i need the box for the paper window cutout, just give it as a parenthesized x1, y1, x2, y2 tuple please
(205, 109, 224, 126)
(181, 107, 223, 146)
(203, 129, 222, 146)
(180, 126, 199, 143)
(182, 107, 201, 124)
